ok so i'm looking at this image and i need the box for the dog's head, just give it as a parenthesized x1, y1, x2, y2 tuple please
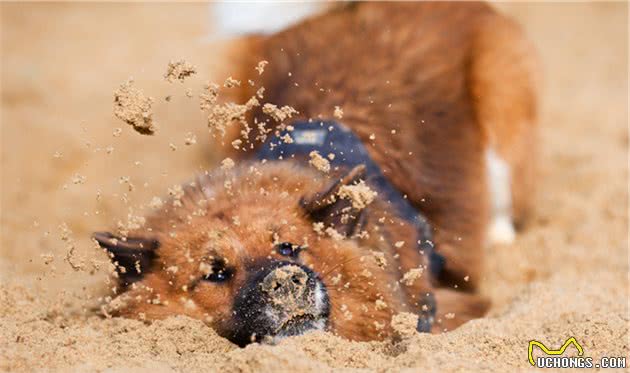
(95, 162, 417, 345)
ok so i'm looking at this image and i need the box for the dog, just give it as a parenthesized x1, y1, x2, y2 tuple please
(94, 2, 538, 346)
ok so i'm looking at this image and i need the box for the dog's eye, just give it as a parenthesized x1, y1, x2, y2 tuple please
(202, 260, 233, 283)
(276, 242, 302, 257)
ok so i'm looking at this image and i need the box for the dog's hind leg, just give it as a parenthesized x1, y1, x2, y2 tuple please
(469, 14, 541, 242)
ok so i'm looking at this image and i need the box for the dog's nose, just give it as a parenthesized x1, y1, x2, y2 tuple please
(260, 264, 309, 304)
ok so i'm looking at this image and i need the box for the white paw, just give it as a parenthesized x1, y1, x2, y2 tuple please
(487, 215, 516, 245)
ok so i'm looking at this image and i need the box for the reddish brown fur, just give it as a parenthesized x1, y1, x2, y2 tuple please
(230, 2, 539, 289)
(100, 2, 538, 342)
(106, 163, 432, 340)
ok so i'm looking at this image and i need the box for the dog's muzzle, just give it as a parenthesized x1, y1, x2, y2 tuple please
(228, 261, 330, 346)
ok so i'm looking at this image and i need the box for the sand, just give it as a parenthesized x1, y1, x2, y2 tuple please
(338, 180, 377, 210)
(1, 2, 628, 372)
(113, 79, 156, 135)
(262, 103, 298, 123)
(309, 150, 331, 173)
(164, 60, 197, 83)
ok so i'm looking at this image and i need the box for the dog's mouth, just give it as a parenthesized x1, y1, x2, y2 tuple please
(273, 312, 327, 340)
(268, 281, 330, 342)
(246, 306, 329, 345)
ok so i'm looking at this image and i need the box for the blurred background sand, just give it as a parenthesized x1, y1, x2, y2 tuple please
(1, 2, 628, 371)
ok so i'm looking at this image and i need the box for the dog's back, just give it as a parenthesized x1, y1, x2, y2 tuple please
(229, 2, 539, 290)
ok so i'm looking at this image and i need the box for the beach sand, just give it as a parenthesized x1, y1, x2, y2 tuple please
(1, 3, 627, 371)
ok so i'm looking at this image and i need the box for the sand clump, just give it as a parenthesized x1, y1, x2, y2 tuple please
(255, 60, 269, 75)
(113, 79, 156, 135)
(200, 83, 260, 137)
(221, 157, 235, 170)
(184, 132, 197, 145)
(308, 151, 330, 173)
(195, 65, 297, 147)
(262, 103, 298, 122)
(164, 59, 197, 82)
(338, 180, 377, 210)
(199, 82, 220, 110)
(223, 76, 241, 88)
(334, 106, 344, 119)
(206, 97, 259, 137)
(401, 267, 424, 286)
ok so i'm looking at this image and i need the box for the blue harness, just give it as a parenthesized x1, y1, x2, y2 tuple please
(255, 120, 445, 278)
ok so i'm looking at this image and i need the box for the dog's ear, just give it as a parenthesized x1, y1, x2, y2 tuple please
(300, 164, 368, 238)
(93, 231, 159, 286)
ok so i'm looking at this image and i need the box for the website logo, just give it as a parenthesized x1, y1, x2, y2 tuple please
(528, 337, 626, 369)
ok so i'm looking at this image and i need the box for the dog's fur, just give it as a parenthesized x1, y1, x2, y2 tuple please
(95, 2, 538, 343)
(231, 2, 539, 289)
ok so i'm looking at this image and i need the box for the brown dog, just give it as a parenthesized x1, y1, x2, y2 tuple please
(95, 2, 538, 345)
